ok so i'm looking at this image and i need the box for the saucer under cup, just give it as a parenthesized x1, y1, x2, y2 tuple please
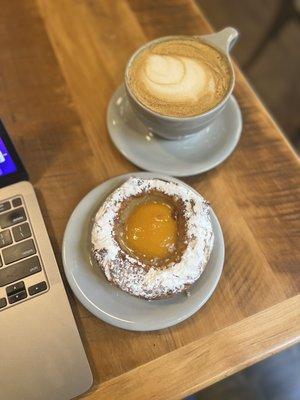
(107, 85, 242, 177)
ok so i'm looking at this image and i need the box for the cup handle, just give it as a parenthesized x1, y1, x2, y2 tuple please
(200, 27, 239, 54)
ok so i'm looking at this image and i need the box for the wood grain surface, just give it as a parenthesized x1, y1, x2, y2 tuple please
(0, 0, 299, 399)
(85, 295, 300, 400)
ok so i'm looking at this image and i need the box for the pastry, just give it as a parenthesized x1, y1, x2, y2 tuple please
(91, 177, 214, 300)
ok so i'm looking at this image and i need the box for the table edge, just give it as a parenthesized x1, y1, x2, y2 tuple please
(82, 294, 300, 400)
(193, 0, 300, 163)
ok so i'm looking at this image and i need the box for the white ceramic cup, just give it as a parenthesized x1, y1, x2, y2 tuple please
(125, 27, 239, 140)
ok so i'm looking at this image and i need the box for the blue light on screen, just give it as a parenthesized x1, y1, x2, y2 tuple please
(0, 138, 17, 176)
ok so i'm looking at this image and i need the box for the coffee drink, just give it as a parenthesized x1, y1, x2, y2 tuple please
(126, 37, 232, 117)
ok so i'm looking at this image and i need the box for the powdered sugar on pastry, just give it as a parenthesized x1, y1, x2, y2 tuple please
(91, 177, 214, 299)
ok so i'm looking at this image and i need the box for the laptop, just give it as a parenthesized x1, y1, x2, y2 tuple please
(0, 121, 93, 400)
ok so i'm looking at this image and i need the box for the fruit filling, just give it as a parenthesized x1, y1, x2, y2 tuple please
(123, 200, 177, 260)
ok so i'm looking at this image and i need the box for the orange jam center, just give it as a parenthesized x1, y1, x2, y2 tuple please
(124, 201, 177, 259)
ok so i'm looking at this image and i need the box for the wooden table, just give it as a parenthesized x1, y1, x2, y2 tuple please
(1, 1, 299, 399)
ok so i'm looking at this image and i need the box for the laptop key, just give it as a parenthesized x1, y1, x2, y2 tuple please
(0, 297, 7, 309)
(28, 281, 47, 296)
(8, 290, 27, 304)
(2, 239, 36, 264)
(12, 198, 22, 208)
(0, 230, 13, 248)
(0, 207, 26, 229)
(6, 281, 25, 296)
(12, 222, 31, 242)
(0, 256, 41, 287)
(0, 202, 11, 213)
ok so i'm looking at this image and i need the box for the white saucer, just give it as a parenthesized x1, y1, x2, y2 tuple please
(62, 172, 225, 331)
(107, 85, 242, 177)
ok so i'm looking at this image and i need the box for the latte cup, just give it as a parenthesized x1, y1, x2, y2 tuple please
(125, 27, 239, 140)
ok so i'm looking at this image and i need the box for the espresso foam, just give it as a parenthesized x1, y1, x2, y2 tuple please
(127, 38, 232, 117)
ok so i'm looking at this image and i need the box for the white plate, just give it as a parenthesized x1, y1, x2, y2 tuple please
(107, 85, 242, 177)
(62, 172, 225, 331)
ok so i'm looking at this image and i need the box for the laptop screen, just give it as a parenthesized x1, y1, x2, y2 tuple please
(0, 120, 28, 187)
(0, 137, 18, 176)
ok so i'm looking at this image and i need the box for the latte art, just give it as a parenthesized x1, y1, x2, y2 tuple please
(127, 38, 232, 117)
(145, 54, 213, 102)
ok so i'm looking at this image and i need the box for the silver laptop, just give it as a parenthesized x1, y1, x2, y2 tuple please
(0, 121, 93, 400)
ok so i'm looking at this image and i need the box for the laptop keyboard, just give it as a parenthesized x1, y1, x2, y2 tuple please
(0, 197, 48, 310)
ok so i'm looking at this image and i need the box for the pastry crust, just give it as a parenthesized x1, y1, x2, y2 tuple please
(91, 177, 214, 300)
